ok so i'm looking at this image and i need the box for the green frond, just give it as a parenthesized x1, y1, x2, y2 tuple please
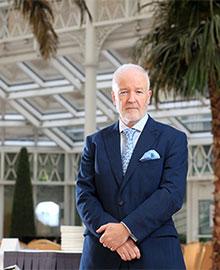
(74, 0, 92, 25)
(14, 0, 58, 60)
(135, 0, 220, 103)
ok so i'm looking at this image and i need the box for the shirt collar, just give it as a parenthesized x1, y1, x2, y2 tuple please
(119, 113, 149, 133)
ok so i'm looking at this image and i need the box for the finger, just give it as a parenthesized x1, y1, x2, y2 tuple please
(118, 250, 127, 261)
(96, 224, 107, 233)
(110, 246, 116, 251)
(128, 248, 136, 260)
(99, 233, 108, 244)
(134, 246, 141, 259)
(120, 252, 126, 261)
(110, 242, 120, 251)
(122, 249, 132, 261)
(123, 243, 136, 260)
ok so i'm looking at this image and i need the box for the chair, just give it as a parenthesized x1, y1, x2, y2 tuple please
(183, 241, 204, 270)
(27, 239, 61, 250)
(200, 241, 213, 270)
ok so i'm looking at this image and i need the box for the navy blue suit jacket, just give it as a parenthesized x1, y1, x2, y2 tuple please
(76, 115, 188, 269)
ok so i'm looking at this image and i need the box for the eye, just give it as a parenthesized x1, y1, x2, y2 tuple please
(119, 90, 128, 96)
(136, 89, 144, 95)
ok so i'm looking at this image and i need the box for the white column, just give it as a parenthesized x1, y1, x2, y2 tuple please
(0, 186, 3, 239)
(125, 0, 133, 17)
(187, 180, 199, 242)
(84, 0, 97, 137)
(64, 153, 71, 225)
(0, 152, 4, 238)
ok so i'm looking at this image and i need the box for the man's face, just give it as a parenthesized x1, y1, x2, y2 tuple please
(111, 68, 152, 127)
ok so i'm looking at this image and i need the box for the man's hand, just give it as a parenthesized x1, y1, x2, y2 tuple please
(96, 223, 130, 250)
(116, 238, 141, 261)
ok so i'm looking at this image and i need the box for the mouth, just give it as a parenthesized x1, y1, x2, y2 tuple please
(126, 108, 138, 110)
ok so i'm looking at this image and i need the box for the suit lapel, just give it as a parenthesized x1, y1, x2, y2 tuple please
(102, 122, 123, 186)
(120, 116, 161, 191)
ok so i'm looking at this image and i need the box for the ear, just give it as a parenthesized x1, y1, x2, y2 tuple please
(111, 91, 116, 105)
(147, 90, 152, 104)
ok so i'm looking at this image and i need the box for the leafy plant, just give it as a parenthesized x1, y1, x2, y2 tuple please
(10, 147, 36, 238)
(13, 0, 91, 60)
(134, 1, 220, 268)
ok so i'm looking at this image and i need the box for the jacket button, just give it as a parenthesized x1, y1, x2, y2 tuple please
(118, 200, 124, 206)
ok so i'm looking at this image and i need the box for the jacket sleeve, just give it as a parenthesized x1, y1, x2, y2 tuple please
(76, 135, 118, 238)
(122, 131, 188, 242)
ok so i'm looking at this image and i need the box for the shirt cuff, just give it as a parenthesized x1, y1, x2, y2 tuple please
(120, 221, 138, 242)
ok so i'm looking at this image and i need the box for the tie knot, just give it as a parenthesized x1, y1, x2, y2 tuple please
(123, 128, 136, 141)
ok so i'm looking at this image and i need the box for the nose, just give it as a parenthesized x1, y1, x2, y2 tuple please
(127, 92, 136, 102)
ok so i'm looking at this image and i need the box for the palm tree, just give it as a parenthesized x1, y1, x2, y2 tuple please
(13, 0, 91, 60)
(134, 0, 220, 268)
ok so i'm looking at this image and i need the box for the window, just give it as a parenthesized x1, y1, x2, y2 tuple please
(198, 199, 213, 239)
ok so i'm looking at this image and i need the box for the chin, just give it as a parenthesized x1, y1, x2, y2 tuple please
(124, 116, 141, 126)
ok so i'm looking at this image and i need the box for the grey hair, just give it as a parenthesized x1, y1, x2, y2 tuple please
(112, 63, 150, 92)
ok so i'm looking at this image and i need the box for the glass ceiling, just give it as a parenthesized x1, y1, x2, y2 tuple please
(0, 0, 212, 152)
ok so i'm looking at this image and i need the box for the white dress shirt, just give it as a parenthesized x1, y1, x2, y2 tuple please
(119, 113, 149, 155)
(119, 113, 149, 241)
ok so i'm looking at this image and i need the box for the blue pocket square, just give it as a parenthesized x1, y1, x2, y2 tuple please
(140, 149, 160, 161)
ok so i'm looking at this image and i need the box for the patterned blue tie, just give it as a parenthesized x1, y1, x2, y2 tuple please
(122, 128, 136, 175)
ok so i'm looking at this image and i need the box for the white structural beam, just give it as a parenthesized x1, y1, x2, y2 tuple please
(53, 95, 78, 116)
(0, 38, 83, 62)
(0, 88, 6, 98)
(0, 114, 25, 120)
(168, 117, 190, 136)
(18, 99, 42, 120)
(96, 99, 115, 120)
(84, 0, 98, 136)
(0, 45, 82, 64)
(43, 129, 72, 152)
(41, 112, 73, 121)
(17, 62, 45, 87)
(41, 110, 103, 121)
(72, 142, 84, 153)
(42, 115, 108, 128)
(97, 73, 113, 82)
(57, 56, 85, 82)
(94, 15, 151, 28)
(150, 99, 210, 110)
(96, 91, 117, 113)
(9, 83, 39, 91)
(52, 58, 82, 89)
(8, 85, 74, 99)
(40, 110, 103, 121)
(8, 100, 40, 127)
(0, 80, 9, 91)
(0, 186, 3, 239)
(52, 128, 75, 147)
(0, 120, 26, 127)
(17, 62, 70, 89)
(188, 132, 213, 145)
(150, 106, 210, 119)
(102, 50, 121, 67)
(96, 80, 112, 89)
(7, 99, 73, 152)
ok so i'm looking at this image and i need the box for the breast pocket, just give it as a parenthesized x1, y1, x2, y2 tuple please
(140, 158, 162, 166)
(139, 158, 164, 181)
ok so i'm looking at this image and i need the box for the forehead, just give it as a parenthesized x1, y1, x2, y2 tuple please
(117, 69, 148, 88)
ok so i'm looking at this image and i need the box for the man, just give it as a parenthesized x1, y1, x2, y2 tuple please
(76, 64, 188, 269)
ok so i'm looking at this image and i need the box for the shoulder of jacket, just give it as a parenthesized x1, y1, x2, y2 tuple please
(153, 119, 187, 138)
